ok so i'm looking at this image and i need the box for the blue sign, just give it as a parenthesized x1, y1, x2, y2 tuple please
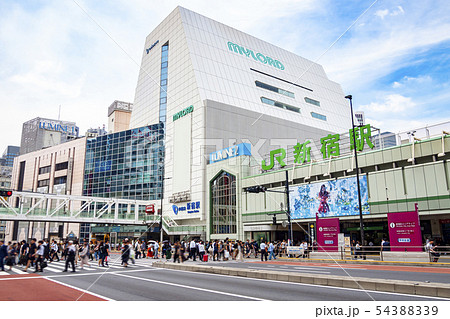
(209, 143, 251, 164)
(146, 40, 159, 54)
(172, 201, 200, 215)
(112, 226, 120, 232)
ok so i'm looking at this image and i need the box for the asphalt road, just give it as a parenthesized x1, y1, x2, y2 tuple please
(189, 258, 450, 284)
(10, 258, 444, 301)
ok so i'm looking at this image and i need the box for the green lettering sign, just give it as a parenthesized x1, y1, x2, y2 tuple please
(227, 41, 285, 71)
(173, 105, 194, 121)
(262, 148, 286, 170)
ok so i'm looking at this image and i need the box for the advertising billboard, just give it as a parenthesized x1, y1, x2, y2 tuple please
(316, 217, 340, 251)
(290, 176, 369, 219)
(387, 211, 422, 251)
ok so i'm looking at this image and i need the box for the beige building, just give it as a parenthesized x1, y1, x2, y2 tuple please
(6, 137, 87, 242)
(108, 100, 132, 133)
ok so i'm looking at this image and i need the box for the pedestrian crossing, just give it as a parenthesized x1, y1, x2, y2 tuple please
(0, 258, 156, 276)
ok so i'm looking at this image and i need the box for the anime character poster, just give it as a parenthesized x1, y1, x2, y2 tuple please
(290, 176, 370, 219)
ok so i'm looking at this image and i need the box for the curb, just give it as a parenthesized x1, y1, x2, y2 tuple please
(152, 262, 450, 298)
(276, 257, 450, 268)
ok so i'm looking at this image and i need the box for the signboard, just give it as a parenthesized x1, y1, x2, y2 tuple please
(172, 201, 200, 215)
(387, 210, 422, 251)
(145, 204, 155, 215)
(290, 175, 369, 219)
(338, 233, 345, 248)
(286, 246, 304, 255)
(173, 105, 194, 121)
(227, 41, 285, 70)
(209, 143, 251, 163)
(39, 121, 79, 136)
(112, 226, 120, 233)
(316, 216, 340, 251)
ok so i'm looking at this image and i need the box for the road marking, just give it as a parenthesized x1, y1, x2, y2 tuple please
(0, 271, 9, 275)
(0, 267, 161, 281)
(113, 272, 268, 301)
(157, 267, 449, 300)
(44, 277, 115, 301)
(248, 266, 330, 274)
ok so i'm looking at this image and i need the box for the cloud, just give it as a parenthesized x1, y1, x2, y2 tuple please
(391, 75, 432, 88)
(360, 94, 416, 114)
(375, 9, 389, 19)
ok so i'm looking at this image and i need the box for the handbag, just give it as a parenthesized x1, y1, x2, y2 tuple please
(41, 261, 48, 268)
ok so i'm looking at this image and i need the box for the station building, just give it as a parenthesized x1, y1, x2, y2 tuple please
(5, 7, 449, 246)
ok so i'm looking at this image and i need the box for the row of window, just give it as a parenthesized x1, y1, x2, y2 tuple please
(38, 166, 51, 175)
(255, 81, 294, 98)
(159, 43, 169, 124)
(261, 97, 300, 114)
(55, 162, 68, 171)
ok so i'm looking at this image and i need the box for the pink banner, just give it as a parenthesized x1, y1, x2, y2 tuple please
(387, 210, 422, 251)
(316, 215, 340, 251)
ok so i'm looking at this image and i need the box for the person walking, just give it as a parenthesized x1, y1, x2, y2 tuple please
(260, 241, 268, 261)
(237, 241, 244, 262)
(63, 241, 76, 272)
(268, 241, 276, 260)
(79, 242, 90, 270)
(121, 239, 130, 267)
(0, 240, 7, 272)
(23, 238, 37, 272)
(189, 239, 197, 261)
(153, 241, 159, 259)
(50, 240, 60, 262)
(198, 241, 206, 261)
(33, 240, 45, 272)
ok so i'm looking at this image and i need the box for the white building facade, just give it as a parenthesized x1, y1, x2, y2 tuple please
(129, 7, 352, 238)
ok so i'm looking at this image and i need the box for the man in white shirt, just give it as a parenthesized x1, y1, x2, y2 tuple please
(51, 240, 59, 262)
(189, 240, 197, 261)
(198, 241, 206, 261)
(260, 241, 267, 261)
(153, 241, 159, 259)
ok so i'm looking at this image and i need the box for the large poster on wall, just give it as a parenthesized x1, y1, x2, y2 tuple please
(316, 216, 340, 251)
(290, 176, 369, 219)
(387, 210, 422, 252)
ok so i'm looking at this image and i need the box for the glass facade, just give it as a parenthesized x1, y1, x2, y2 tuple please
(83, 124, 165, 201)
(159, 43, 169, 124)
(261, 97, 300, 114)
(211, 171, 236, 234)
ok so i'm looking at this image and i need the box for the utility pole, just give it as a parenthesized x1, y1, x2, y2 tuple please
(285, 170, 293, 245)
(345, 95, 365, 246)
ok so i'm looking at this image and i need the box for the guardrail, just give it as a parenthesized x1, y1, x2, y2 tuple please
(284, 245, 450, 263)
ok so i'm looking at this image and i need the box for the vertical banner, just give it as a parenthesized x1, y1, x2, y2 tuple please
(316, 215, 340, 251)
(387, 210, 422, 251)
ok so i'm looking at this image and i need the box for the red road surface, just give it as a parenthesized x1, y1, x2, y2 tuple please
(254, 261, 450, 274)
(0, 274, 107, 301)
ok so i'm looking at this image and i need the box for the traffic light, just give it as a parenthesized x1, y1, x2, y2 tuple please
(246, 186, 267, 193)
(272, 216, 277, 225)
(0, 190, 12, 197)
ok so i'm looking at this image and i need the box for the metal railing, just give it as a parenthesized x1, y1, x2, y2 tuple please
(282, 245, 450, 263)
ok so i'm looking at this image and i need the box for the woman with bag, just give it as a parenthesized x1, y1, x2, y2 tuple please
(79, 242, 90, 270)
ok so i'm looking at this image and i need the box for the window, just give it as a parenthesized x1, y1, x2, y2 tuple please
(211, 171, 236, 234)
(261, 97, 300, 114)
(54, 176, 67, 185)
(55, 162, 68, 171)
(38, 166, 51, 175)
(37, 179, 50, 187)
(311, 112, 327, 121)
(304, 97, 320, 106)
(255, 81, 294, 98)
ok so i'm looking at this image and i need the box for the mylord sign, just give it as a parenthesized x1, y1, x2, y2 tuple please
(227, 41, 285, 70)
(173, 105, 194, 121)
(209, 143, 251, 164)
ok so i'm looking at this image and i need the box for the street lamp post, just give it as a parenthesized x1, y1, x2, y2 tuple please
(160, 177, 172, 244)
(345, 95, 365, 247)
